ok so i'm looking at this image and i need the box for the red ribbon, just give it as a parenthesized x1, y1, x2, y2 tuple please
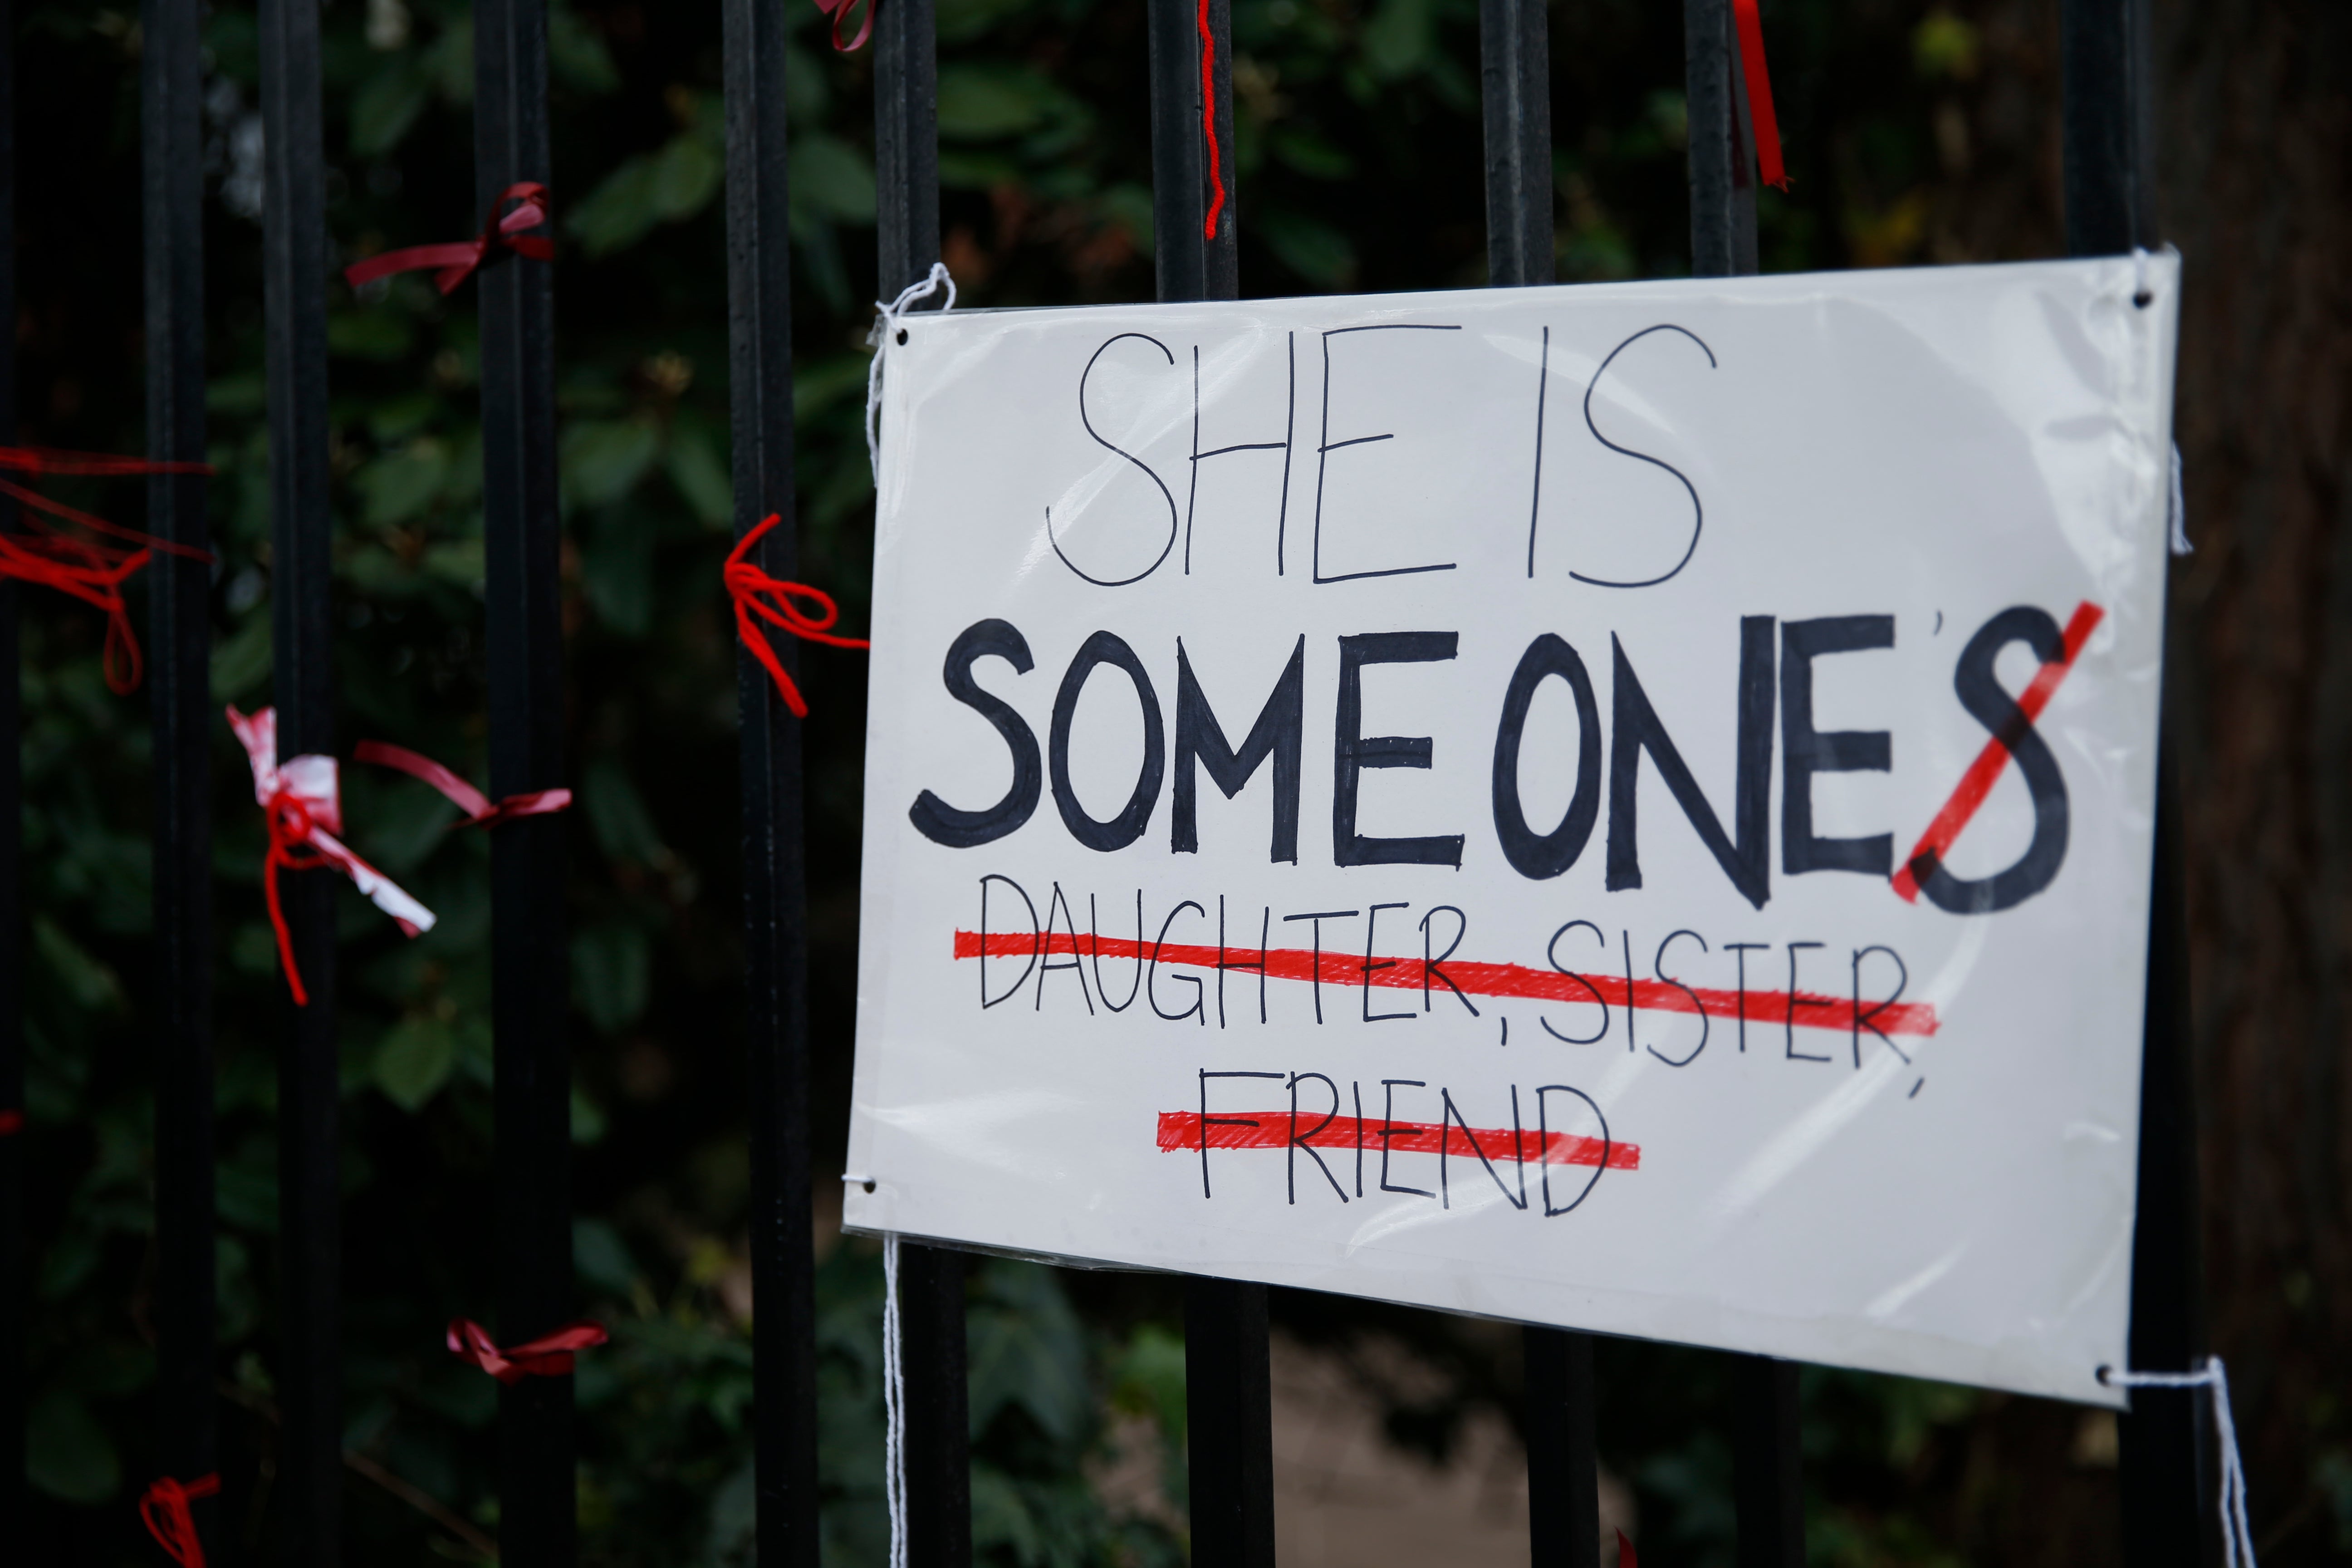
(138, 1473, 220, 1568)
(1731, 0, 1790, 191)
(354, 741, 573, 829)
(1617, 1529, 1637, 1568)
(343, 182, 555, 295)
(0, 446, 214, 695)
(228, 706, 436, 1007)
(0, 1109, 21, 1135)
(1197, 0, 1227, 241)
(724, 512, 870, 719)
(446, 1317, 609, 1384)
(811, 0, 875, 52)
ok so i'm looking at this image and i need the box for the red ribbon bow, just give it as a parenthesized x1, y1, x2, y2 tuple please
(1731, 0, 1790, 191)
(724, 512, 870, 719)
(812, 0, 876, 52)
(446, 1317, 610, 1384)
(343, 182, 555, 295)
(228, 706, 436, 1007)
(138, 1473, 220, 1568)
(354, 741, 573, 830)
(0, 446, 214, 694)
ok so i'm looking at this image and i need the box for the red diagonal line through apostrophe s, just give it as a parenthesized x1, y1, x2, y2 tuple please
(952, 930, 1938, 1038)
(1156, 1110, 1641, 1169)
(1891, 600, 2104, 903)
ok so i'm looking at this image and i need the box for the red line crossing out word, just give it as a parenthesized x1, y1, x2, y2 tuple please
(1156, 1110, 1640, 1170)
(1891, 600, 2104, 903)
(953, 929, 1938, 1039)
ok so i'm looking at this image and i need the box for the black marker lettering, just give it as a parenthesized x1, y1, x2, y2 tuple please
(910, 619, 1043, 848)
(1418, 905, 1478, 1017)
(1379, 1079, 1435, 1197)
(1049, 629, 1166, 853)
(1492, 633, 1603, 880)
(1781, 615, 1895, 876)
(1049, 334, 1179, 587)
(1313, 324, 1464, 583)
(1536, 1084, 1610, 1216)
(1334, 632, 1465, 867)
(1090, 891, 1145, 1013)
(1574, 324, 1716, 589)
(1852, 946, 1911, 1069)
(1035, 882, 1094, 1014)
(1282, 909, 1358, 1024)
(1606, 619, 1774, 909)
(1150, 901, 1209, 1024)
(1198, 1068, 1284, 1198)
(1541, 920, 1610, 1044)
(1911, 606, 2073, 913)
(1172, 635, 1304, 863)
(1726, 941, 1767, 1051)
(1784, 941, 1832, 1061)
(1649, 929, 1710, 1068)
(1362, 902, 1412, 1022)
(1287, 1071, 1348, 1204)
(979, 874, 1040, 1009)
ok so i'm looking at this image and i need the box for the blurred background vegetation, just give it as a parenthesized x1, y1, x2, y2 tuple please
(11, 0, 2349, 1562)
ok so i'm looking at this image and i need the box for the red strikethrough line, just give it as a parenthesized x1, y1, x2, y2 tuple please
(953, 929, 1937, 1038)
(1156, 1111, 1641, 1169)
(1891, 600, 2104, 902)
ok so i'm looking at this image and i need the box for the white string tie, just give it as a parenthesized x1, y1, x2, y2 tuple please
(2170, 441, 2192, 556)
(867, 262, 957, 485)
(2103, 1356, 2254, 1568)
(882, 1232, 908, 1568)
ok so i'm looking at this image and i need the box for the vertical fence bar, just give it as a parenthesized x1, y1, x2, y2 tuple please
(1524, 1329, 1598, 1568)
(1685, 2, 1798, 1558)
(0, 0, 18, 1529)
(144, 0, 215, 1545)
(1729, 1355, 1803, 1568)
(1148, 0, 1238, 302)
(1682, 0, 1755, 278)
(1147, 0, 1270, 1558)
(257, 0, 341, 1551)
(1473, 8, 1600, 1559)
(872, 6, 974, 1561)
(1478, 0, 1551, 289)
(720, 0, 820, 1562)
(1475, 8, 1603, 1559)
(1181, 1274, 1275, 1567)
(2061, 3, 2205, 1563)
(474, 2, 574, 1561)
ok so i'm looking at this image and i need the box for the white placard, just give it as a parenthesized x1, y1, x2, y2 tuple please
(844, 255, 2179, 1406)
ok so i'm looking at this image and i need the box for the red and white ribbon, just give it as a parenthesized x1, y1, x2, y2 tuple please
(446, 1317, 609, 1383)
(354, 740, 571, 829)
(228, 706, 435, 1006)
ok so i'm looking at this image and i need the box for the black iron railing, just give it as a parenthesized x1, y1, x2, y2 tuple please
(0, 0, 2202, 1562)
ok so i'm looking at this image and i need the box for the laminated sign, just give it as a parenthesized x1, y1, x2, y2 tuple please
(845, 255, 2181, 1406)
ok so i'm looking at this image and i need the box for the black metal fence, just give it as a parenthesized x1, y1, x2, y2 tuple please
(0, 0, 2203, 1562)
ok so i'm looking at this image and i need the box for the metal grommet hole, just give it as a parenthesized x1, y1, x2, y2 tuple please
(862, 1180, 877, 1193)
(2132, 291, 2153, 309)
(895, 328, 908, 345)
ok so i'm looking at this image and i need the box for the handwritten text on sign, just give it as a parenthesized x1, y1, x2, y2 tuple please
(846, 257, 2180, 1406)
